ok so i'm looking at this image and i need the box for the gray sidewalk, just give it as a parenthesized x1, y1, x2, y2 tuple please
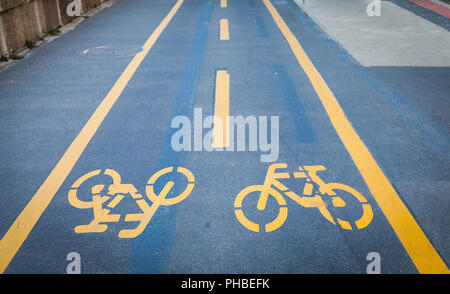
(293, 0, 450, 66)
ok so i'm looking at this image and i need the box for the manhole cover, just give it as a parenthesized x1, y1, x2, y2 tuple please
(82, 46, 142, 58)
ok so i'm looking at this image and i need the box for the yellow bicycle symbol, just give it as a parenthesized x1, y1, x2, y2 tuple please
(68, 167, 194, 238)
(234, 163, 373, 232)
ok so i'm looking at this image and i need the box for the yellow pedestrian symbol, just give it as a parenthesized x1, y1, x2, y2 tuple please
(68, 167, 195, 238)
(234, 163, 373, 232)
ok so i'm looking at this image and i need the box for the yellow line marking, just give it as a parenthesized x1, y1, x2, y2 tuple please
(262, 0, 449, 274)
(212, 70, 230, 148)
(0, 0, 185, 274)
(107, 194, 124, 209)
(220, 0, 227, 8)
(220, 18, 230, 40)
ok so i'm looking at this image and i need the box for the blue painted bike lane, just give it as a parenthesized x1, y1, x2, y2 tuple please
(0, 0, 447, 274)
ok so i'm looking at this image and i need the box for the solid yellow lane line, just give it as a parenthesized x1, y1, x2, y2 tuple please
(262, 0, 448, 274)
(220, 18, 230, 40)
(0, 0, 185, 274)
(220, 0, 227, 8)
(212, 70, 230, 148)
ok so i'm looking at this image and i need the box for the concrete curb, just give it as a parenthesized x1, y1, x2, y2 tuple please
(0, 0, 118, 67)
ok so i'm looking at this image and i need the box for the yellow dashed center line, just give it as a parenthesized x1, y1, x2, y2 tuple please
(220, 18, 230, 40)
(220, 0, 227, 8)
(212, 70, 230, 148)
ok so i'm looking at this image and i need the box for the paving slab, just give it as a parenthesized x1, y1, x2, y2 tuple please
(293, 0, 450, 66)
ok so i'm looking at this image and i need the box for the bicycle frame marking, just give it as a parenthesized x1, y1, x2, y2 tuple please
(234, 163, 373, 232)
(68, 167, 195, 238)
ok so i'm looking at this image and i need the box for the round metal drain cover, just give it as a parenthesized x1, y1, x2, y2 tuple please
(82, 46, 142, 58)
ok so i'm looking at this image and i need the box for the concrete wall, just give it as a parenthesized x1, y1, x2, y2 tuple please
(0, 0, 106, 56)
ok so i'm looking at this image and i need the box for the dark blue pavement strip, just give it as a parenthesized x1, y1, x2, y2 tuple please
(390, 0, 450, 31)
(271, 64, 316, 143)
(0, 0, 447, 273)
(127, 0, 213, 274)
(254, 15, 270, 38)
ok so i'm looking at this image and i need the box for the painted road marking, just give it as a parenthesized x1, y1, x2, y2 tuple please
(220, 18, 230, 40)
(220, 0, 227, 8)
(0, 0, 185, 274)
(212, 70, 230, 148)
(69, 167, 195, 238)
(410, 0, 450, 18)
(234, 163, 373, 232)
(262, 0, 448, 274)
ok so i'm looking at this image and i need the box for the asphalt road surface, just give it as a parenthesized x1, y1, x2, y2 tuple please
(0, 0, 449, 274)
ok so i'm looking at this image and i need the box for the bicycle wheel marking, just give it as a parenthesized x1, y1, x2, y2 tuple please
(69, 167, 195, 238)
(234, 185, 288, 233)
